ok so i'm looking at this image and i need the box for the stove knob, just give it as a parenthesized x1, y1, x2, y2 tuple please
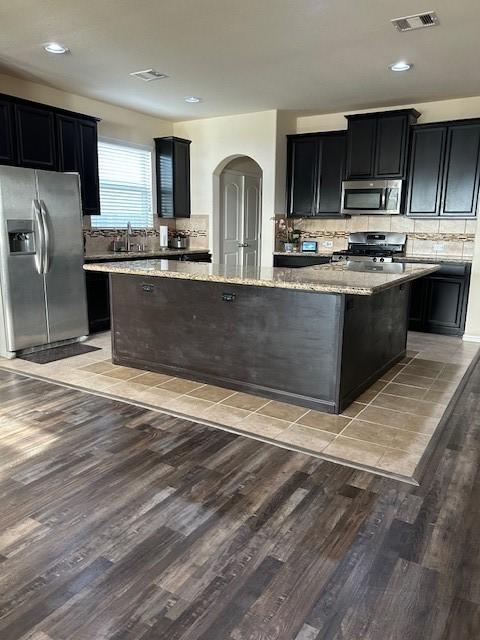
(372, 257, 377, 262)
(379, 257, 385, 262)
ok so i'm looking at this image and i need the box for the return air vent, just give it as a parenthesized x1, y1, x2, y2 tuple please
(129, 69, 169, 82)
(391, 11, 439, 32)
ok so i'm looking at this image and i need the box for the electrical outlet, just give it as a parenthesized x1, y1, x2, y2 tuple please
(433, 243, 445, 251)
(322, 240, 333, 248)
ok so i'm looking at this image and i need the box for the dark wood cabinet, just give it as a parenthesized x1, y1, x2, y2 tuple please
(408, 263, 470, 335)
(442, 123, 480, 217)
(85, 271, 111, 333)
(406, 126, 446, 216)
(154, 136, 191, 218)
(57, 115, 100, 215)
(406, 120, 480, 218)
(0, 92, 100, 215)
(286, 131, 346, 218)
(345, 109, 419, 180)
(273, 255, 331, 268)
(0, 100, 15, 165)
(14, 103, 57, 170)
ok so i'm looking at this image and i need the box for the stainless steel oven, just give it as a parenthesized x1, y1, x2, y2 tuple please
(341, 179, 403, 215)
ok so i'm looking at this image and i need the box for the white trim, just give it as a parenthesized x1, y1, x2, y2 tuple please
(462, 334, 480, 343)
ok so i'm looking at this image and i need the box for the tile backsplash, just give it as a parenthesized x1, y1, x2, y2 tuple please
(83, 214, 209, 254)
(275, 215, 477, 260)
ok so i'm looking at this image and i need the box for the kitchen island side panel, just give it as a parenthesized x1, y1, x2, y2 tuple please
(110, 274, 344, 411)
(339, 283, 410, 411)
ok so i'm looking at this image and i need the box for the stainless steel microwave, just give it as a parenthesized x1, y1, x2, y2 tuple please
(341, 179, 403, 215)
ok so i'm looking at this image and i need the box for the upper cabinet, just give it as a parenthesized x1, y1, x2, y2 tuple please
(155, 136, 191, 218)
(406, 120, 480, 218)
(0, 92, 101, 215)
(345, 109, 420, 180)
(58, 115, 101, 215)
(286, 131, 346, 217)
(15, 103, 57, 170)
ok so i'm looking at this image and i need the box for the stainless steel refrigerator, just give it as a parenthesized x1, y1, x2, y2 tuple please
(0, 166, 88, 358)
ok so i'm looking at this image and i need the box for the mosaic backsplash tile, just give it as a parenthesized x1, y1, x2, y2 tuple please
(274, 215, 477, 260)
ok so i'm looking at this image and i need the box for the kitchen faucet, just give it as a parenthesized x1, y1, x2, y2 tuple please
(126, 222, 132, 252)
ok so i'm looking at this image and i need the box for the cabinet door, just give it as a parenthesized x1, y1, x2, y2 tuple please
(441, 123, 480, 217)
(78, 120, 100, 215)
(406, 126, 446, 217)
(317, 134, 346, 216)
(14, 104, 57, 170)
(57, 114, 80, 172)
(374, 114, 407, 178)
(173, 139, 191, 218)
(0, 100, 16, 165)
(287, 137, 319, 216)
(85, 271, 110, 333)
(345, 117, 376, 178)
(424, 276, 466, 335)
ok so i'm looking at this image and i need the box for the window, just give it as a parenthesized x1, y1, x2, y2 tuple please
(91, 140, 153, 228)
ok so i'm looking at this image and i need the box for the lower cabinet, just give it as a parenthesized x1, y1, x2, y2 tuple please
(85, 252, 212, 333)
(408, 263, 470, 336)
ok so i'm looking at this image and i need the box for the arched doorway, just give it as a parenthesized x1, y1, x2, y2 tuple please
(213, 156, 262, 267)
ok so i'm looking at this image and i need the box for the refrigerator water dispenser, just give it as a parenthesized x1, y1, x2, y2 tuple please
(7, 220, 35, 254)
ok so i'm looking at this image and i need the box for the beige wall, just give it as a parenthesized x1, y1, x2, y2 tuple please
(174, 110, 278, 266)
(0, 72, 172, 144)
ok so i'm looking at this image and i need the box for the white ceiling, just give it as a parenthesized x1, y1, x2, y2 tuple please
(1, 0, 479, 121)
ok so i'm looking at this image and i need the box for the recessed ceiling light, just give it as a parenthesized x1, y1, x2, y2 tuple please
(184, 96, 202, 103)
(389, 61, 413, 72)
(43, 42, 69, 54)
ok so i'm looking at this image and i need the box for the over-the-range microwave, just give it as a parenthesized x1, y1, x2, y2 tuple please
(341, 179, 403, 215)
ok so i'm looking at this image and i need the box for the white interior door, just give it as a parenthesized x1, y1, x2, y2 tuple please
(219, 170, 261, 268)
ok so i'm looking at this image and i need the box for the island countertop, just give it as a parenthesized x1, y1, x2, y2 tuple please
(84, 259, 440, 296)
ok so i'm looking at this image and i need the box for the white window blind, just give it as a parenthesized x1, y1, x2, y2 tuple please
(91, 140, 153, 228)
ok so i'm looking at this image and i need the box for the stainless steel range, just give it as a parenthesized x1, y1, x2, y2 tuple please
(331, 232, 407, 264)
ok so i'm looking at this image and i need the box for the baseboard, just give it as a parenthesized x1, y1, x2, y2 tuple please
(463, 334, 480, 343)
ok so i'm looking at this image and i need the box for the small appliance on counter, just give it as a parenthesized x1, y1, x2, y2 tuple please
(159, 225, 169, 249)
(300, 240, 318, 253)
(170, 232, 189, 250)
(331, 232, 407, 264)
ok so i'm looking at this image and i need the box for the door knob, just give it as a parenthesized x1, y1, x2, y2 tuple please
(237, 242, 249, 247)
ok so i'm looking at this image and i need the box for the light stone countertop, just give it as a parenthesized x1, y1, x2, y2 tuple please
(84, 249, 210, 261)
(83, 259, 440, 296)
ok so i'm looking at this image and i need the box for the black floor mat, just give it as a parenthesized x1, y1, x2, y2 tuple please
(18, 343, 101, 364)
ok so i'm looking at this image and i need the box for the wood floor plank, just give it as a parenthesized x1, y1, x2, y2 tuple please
(0, 364, 479, 639)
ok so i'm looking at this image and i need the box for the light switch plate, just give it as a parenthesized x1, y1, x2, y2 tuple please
(322, 240, 333, 248)
(433, 243, 445, 251)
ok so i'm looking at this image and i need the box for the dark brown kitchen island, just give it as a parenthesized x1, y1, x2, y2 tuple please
(84, 260, 439, 414)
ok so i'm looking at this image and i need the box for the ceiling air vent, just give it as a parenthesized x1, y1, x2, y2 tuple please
(129, 69, 169, 82)
(391, 11, 440, 32)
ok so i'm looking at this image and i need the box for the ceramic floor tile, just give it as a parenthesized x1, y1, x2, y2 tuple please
(340, 402, 365, 419)
(79, 375, 130, 392)
(356, 405, 438, 435)
(100, 367, 144, 381)
(383, 382, 427, 400)
(377, 449, 420, 477)
(257, 400, 308, 423)
(137, 387, 182, 407)
(323, 437, 388, 467)
(162, 395, 215, 416)
(277, 425, 335, 452)
(159, 378, 205, 394)
(79, 361, 117, 374)
(237, 413, 291, 438)
(296, 411, 351, 434)
(133, 372, 176, 386)
(202, 404, 251, 427)
(371, 393, 446, 418)
(106, 381, 154, 401)
(380, 364, 405, 382)
(423, 389, 454, 404)
(342, 420, 430, 454)
(394, 372, 436, 389)
(221, 392, 270, 412)
(187, 385, 236, 403)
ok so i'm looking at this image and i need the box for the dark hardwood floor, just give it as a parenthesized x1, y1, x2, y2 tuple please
(0, 365, 479, 640)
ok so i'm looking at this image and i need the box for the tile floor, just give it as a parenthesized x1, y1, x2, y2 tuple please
(0, 331, 477, 483)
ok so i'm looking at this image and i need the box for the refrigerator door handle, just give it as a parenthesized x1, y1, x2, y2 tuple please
(39, 200, 51, 274)
(32, 199, 45, 274)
